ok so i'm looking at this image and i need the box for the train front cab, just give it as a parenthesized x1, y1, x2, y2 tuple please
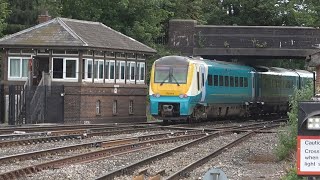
(149, 56, 198, 120)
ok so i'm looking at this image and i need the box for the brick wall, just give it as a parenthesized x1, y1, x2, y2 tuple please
(64, 84, 147, 124)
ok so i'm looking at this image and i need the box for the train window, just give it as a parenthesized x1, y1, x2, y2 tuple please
(202, 73, 205, 87)
(240, 77, 244, 87)
(208, 75, 213, 86)
(214, 75, 218, 86)
(235, 77, 239, 87)
(219, 76, 224, 86)
(230, 76, 234, 87)
(197, 72, 200, 90)
(224, 76, 229, 87)
(244, 77, 248, 87)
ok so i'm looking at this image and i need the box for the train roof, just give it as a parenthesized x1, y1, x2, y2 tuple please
(190, 57, 254, 71)
(255, 66, 313, 77)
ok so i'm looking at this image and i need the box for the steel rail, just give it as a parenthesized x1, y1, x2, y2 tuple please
(0, 132, 206, 180)
(165, 124, 280, 180)
(0, 126, 165, 148)
(96, 121, 282, 180)
(0, 130, 204, 164)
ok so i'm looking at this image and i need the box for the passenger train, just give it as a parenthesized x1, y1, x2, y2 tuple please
(149, 56, 314, 122)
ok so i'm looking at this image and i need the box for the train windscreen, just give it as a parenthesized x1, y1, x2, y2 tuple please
(154, 65, 188, 84)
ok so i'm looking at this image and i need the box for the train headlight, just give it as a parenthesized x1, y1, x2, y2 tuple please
(179, 94, 188, 98)
(307, 116, 320, 130)
(152, 93, 160, 98)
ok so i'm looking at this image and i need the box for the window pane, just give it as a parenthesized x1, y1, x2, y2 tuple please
(116, 61, 120, 79)
(22, 59, 29, 77)
(244, 77, 248, 87)
(94, 61, 98, 78)
(230, 76, 234, 87)
(66, 60, 76, 78)
(53, 58, 63, 78)
(208, 75, 212, 86)
(120, 62, 125, 80)
(131, 63, 136, 80)
(225, 76, 229, 87)
(214, 75, 218, 86)
(235, 77, 239, 87)
(87, 60, 92, 78)
(219, 76, 223, 86)
(140, 63, 145, 80)
(172, 67, 188, 84)
(126, 62, 130, 80)
(10, 58, 20, 77)
(136, 63, 140, 81)
(99, 61, 104, 79)
(240, 77, 244, 87)
(105, 61, 109, 79)
(110, 62, 115, 79)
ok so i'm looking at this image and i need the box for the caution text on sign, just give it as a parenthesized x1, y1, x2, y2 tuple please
(297, 136, 320, 175)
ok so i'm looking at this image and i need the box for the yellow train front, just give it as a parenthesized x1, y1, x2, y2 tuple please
(149, 56, 206, 121)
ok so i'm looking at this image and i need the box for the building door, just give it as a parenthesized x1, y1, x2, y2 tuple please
(33, 57, 49, 85)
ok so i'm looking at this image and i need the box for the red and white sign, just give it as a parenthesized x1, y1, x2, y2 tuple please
(297, 136, 320, 175)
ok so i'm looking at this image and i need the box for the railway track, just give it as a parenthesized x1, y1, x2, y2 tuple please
(0, 130, 205, 179)
(96, 120, 282, 180)
(0, 118, 285, 179)
(0, 126, 166, 148)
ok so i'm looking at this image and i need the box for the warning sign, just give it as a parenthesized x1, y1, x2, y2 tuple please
(297, 136, 320, 175)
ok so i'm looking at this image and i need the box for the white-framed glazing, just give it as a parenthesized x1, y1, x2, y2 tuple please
(126, 61, 136, 83)
(117, 61, 126, 83)
(8, 57, 30, 80)
(136, 62, 145, 84)
(52, 57, 79, 82)
(94, 59, 104, 82)
(105, 60, 115, 82)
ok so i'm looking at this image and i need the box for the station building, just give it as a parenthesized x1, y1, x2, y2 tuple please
(0, 15, 156, 124)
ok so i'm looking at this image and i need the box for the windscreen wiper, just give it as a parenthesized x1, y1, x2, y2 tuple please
(171, 75, 180, 86)
(160, 74, 170, 86)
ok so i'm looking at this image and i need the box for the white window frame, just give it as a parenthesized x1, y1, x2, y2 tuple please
(127, 61, 136, 83)
(94, 59, 104, 82)
(105, 60, 115, 83)
(8, 57, 30, 81)
(52, 57, 79, 82)
(83, 58, 93, 82)
(137, 62, 145, 84)
(117, 61, 126, 83)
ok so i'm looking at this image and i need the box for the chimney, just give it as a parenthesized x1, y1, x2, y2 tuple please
(37, 11, 51, 24)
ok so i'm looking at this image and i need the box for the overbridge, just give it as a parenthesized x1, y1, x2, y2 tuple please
(168, 19, 320, 61)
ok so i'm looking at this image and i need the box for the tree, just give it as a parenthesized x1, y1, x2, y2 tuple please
(0, 0, 9, 37)
(4, 0, 61, 35)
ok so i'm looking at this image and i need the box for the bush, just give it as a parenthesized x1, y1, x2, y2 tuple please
(277, 82, 313, 179)
(276, 82, 314, 160)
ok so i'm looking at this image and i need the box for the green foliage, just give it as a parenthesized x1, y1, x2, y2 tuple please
(0, 0, 9, 37)
(276, 82, 314, 160)
(281, 168, 304, 180)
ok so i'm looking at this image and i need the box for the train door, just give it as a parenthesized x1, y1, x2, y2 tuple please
(200, 64, 206, 102)
(251, 71, 255, 102)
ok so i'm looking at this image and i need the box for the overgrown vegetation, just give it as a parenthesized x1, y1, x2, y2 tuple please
(277, 82, 313, 179)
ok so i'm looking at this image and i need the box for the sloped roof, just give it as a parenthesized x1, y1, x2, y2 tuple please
(0, 17, 156, 53)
